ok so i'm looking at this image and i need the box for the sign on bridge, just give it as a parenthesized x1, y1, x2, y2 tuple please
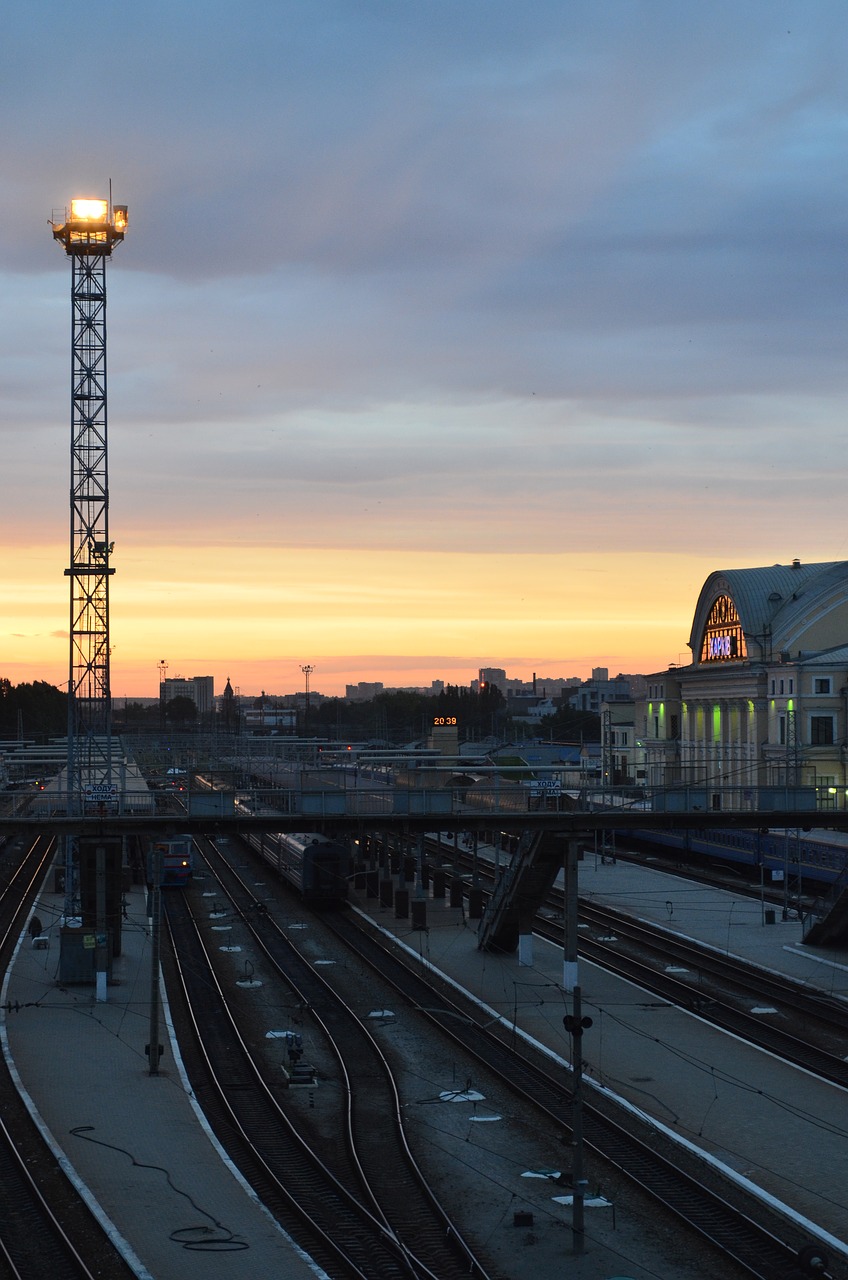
(84, 783, 118, 814)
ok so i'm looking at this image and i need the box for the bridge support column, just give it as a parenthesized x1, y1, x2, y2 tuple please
(518, 932, 534, 966)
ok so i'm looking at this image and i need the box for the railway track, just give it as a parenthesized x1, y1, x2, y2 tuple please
(162, 837, 493, 1280)
(193, 832, 841, 1280)
(322, 904, 839, 1280)
(435, 840, 848, 1087)
(552, 895, 848, 1084)
(0, 836, 137, 1280)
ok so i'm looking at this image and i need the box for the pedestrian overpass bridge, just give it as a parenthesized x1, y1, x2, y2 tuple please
(4, 779, 847, 949)
(1, 780, 842, 839)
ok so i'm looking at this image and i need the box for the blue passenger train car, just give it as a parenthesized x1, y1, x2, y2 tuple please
(621, 825, 848, 888)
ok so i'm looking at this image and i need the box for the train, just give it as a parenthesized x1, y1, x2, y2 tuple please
(204, 781, 351, 906)
(149, 836, 194, 887)
(242, 827, 351, 906)
(621, 824, 848, 889)
(463, 778, 848, 889)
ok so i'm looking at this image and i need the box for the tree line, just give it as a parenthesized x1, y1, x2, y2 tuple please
(1, 677, 600, 746)
(309, 683, 599, 745)
(0, 679, 68, 739)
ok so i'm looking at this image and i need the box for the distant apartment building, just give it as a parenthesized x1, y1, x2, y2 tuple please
(507, 693, 558, 721)
(567, 668, 633, 713)
(601, 700, 639, 787)
(346, 682, 385, 702)
(346, 680, 445, 700)
(160, 676, 214, 718)
(474, 669, 581, 697)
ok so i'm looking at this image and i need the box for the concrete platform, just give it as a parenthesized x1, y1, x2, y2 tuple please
(577, 849, 848, 996)
(3, 851, 847, 1280)
(357, 848, 848, 1268)
(1, 882, 324, 1280)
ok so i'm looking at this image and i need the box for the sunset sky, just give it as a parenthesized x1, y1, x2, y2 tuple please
(4, 3, 848, 699)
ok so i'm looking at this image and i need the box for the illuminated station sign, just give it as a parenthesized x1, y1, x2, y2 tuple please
(699, 594, 747, 663)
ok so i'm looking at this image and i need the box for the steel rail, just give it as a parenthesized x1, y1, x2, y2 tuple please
(0, 837, 136, 1279)
(569, 899, 848, 1074)
(445, 842, 848, 1087)
(162, 885, 446, 1280)
(196, 834, 494, 1280)
(322, 904, 835, 1280)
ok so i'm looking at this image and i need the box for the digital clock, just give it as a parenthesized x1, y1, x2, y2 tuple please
(433, 716, 457, 726)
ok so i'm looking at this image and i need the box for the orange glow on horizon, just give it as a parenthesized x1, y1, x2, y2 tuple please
(2, 543, 712, 697)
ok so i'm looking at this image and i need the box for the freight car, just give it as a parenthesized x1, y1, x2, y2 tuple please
(243, 828, 350, 906)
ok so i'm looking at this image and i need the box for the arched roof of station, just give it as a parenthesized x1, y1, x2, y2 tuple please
(688, 560, 848, 665)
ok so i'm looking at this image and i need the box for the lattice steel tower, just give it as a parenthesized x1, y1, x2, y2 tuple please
(50, 197, 128, 902)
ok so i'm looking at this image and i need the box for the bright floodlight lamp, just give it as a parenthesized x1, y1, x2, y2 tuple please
(51, 195, 127, 255)
(70, 197, 108, 221)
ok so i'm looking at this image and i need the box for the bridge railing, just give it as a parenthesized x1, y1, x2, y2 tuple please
(3, 778, 828, 822)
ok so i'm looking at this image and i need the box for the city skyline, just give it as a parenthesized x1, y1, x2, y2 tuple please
(153, 663, 621, 704)
(4, 5, 848, 699)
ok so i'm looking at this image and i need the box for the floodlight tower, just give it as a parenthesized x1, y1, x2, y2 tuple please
(50, 196, 128, 909)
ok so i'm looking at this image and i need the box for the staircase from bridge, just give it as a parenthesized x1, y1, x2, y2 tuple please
(803, 865, 848, 946)
(477, 829, 567, 953)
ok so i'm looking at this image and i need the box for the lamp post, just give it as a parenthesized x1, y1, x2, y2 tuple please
(158, 658, 168, 730)
(301, 665, 314, 738)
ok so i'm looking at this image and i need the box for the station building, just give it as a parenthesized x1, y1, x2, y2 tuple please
(636, 559, 848, 811)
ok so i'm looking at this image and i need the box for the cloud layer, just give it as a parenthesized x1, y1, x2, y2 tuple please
(4, 3, 848, 694)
